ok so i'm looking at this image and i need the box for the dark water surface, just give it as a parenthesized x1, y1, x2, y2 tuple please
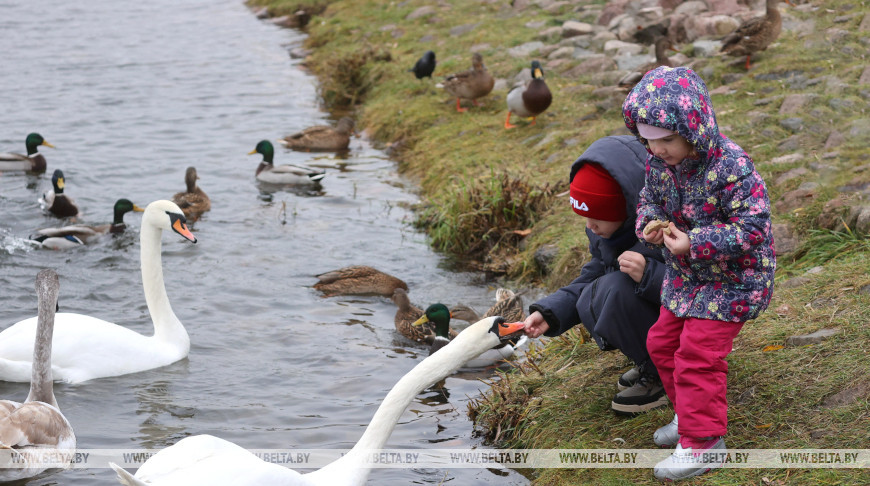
(0, 0, 531, 483)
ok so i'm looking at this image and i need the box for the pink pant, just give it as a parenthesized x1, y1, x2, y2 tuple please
(647, 307, 744, 438)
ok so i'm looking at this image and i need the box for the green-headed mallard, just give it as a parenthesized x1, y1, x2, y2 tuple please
(409, 50, 436, 80)
(0, 269, 76, 483)
(29, 198, 144, 250)
(415, 300, 528, 367)
(39, 169, 79, 219)
(440, 53, 495, 113)
(279, 117, 354, 152)
(720, 0, 790, 70)
(314, 265, 407, 297)
(172, 166, 210, 223)
(248, 140, 326, 184)
(392, 289, 458, 344)
(505, 60, 552, 129)
(0, 133, 54, 173)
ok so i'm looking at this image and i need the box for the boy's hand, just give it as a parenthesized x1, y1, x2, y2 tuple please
(522, 311, 549, 338)
(663, 223, 690, 255)
(618, 251, 646, 283)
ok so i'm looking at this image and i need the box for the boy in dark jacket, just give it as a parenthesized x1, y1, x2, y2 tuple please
(521, 135, 667, 415)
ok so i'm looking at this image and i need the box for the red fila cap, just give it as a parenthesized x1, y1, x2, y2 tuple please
(569, 162, 626, 222)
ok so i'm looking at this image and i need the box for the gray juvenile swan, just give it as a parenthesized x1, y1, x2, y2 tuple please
(0, 269, 76, 482)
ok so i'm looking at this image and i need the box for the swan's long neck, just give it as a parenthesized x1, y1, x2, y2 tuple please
(26, 279, 57, 408)
(353, 349, 464, 451)
(140, 222, 189, 346)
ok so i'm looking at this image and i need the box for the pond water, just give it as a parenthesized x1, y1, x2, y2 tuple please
(0, 0, 533, 484)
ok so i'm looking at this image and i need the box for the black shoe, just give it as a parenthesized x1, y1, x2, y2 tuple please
(611, 374, 668, 416)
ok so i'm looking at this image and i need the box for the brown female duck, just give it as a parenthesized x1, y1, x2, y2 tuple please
(172, 166, 211, 223)
(0, 133, 54, 173)
(618, 37, 680, 88)
(314, 265, 408, 297)
(440, 53, 495, 112)
(448, 288, 525, 324)
(720, 0, 790, 70)
(280, 117, 354, 152)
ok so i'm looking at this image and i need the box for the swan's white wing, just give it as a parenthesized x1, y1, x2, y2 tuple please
(0, 313, 182, 384)
(130, 435, 306, 486)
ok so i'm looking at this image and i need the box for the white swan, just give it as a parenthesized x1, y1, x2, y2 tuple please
(0, 269, 76, 482)
(0, 200, 197, 384)
(109, 316, 525, 486)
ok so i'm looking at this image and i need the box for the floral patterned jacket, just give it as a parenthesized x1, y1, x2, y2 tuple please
(622, 66, 775, 323)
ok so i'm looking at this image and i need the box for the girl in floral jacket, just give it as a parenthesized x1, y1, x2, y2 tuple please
(622, 66, 775, 481)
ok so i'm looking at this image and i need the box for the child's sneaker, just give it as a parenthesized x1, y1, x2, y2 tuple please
(654, 414, 679, 447)
(617, 366, 640, 391)
(611, 374, 668, 415)
(653, 436, 726, 481)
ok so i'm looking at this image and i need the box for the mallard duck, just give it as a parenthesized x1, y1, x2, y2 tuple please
(448, 288, 526, 323)
(314, 265, 407, 297)
(414, 301, 529, 368)
(279, 117, 354, 152)
(392, 289, 458, 344)
(0, 201, 196, 384)
(505, 60, 552, 129)
(720, 0, 790, 70)
(29, 199, 144, 250)
(0, 133, 54, 173)
(409, 50, 436, 80)
(618, 37, 680, 88)
(110, 317, 525, 486)
(172, 166, 210, 223)
(39, 169, 79, 218)
(249, 140, 326, 184)
(0, 270, 76, 483)
(439, 52, 495, 112)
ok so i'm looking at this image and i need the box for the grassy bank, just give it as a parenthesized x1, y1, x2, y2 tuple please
(247, 0, 869, 483)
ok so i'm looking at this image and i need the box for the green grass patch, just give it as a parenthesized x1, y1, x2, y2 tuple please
(251, 0, 870, 482)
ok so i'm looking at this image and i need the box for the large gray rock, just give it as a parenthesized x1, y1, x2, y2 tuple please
(787, 328, 840, 347)
(562, 21, 595, 38)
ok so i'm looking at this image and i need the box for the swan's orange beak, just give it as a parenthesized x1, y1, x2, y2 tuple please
(171, 218, 197, 243)
(498, 320, 526, 338)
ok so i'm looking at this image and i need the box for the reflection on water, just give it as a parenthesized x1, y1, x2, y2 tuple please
(0, 0, 534, 484)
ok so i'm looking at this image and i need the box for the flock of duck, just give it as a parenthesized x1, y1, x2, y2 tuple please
(0, 136, 527, 484)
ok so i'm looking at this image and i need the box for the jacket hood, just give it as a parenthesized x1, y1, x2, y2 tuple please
(622, 66, 720, 160)
(569, 135, 647, 230)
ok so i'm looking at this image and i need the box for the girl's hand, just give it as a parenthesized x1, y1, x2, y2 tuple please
(642, 227, 665, 245)
(663, 223, 690, 255)
(618, 251, 646, 283)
